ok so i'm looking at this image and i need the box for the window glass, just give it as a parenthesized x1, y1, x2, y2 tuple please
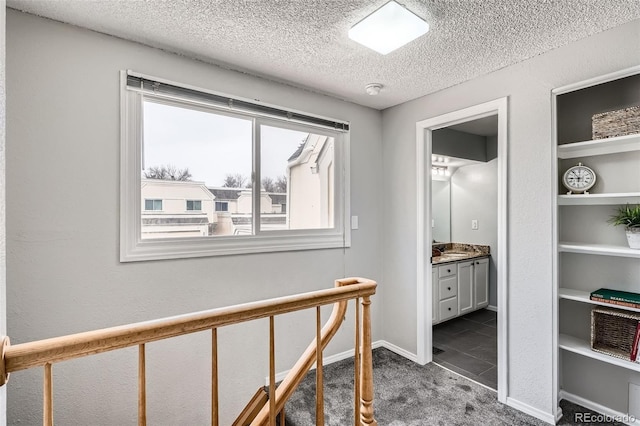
(144, 199, 162, 211)
(141, 100, 252, 239)
(260, 125, 335, 230)
(186, 200, 202, 211)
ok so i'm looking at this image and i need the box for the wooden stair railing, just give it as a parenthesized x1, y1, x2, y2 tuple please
(248, 277, 377, 426)
(0, 277, 377, 426)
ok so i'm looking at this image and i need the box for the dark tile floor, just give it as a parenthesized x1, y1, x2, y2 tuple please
(432, 308, 498, 390)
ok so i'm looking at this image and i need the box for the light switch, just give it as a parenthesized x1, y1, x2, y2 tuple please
(351, 215, 359, 230)
(471, 220, 478, 230)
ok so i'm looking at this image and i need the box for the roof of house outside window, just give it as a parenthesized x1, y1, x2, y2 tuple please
(208, 188, 242, 200)
(287, 142, 305, 162)
(268, 194, 286, 205)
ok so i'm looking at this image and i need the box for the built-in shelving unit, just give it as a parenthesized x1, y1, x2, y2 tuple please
(553, 66, 640, 417)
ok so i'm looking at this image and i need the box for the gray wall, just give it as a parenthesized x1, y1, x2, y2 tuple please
(451, 160, 498, 307)
(6, 11, 383, 425)
(556, 73, 640, 144)
(381, 18, 640, 419)
(486, 135, 498, 162)
(433, 128, 487, 162)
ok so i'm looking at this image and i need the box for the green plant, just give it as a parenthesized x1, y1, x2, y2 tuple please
(608, 204, 640, 229)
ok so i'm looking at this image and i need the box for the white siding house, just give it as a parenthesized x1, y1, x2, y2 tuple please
(141, 178, 215, 238)
(287, 134, 334, 229)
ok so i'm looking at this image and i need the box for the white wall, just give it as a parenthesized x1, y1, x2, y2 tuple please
(5, 10, 383, 425)
(381, 18, 640, 420)
(0, 1, 6, 424)
(451, 160, 498, 307)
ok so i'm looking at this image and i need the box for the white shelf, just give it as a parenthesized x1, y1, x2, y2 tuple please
(559, 242, 640, 258)
(558, 192, 640, 205)
(559, 288, 640, 313)
(558, 133, 640, 159)
(559, 334, 640, 373)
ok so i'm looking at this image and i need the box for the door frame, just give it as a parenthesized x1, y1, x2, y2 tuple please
(415, 97, 508, 403)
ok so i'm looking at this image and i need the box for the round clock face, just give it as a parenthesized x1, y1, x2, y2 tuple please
(563, 163, 596, 193)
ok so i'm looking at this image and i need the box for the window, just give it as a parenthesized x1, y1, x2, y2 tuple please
(186, 200, 202, 211)
(145, 199, 162, 211)
(121, 71, 350, 261)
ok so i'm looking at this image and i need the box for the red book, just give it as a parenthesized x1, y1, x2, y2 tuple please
(631, 321, 640, 362)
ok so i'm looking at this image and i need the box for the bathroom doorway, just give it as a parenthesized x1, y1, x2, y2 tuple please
(415, 98, 508, 403)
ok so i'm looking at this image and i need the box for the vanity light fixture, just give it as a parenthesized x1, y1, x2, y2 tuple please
(432, 165, 450, 176)
(348, 1, 430, 55)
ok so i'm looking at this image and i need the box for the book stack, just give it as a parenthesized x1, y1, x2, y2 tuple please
(590, 288, 640, 310)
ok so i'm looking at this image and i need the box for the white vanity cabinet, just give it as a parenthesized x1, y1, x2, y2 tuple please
(457, 261, 474, 315)
(473, 258, 489, 308)
(438, 264, 458, 322)
(432, 268, 437, 323)
(433, 256, 489, 324)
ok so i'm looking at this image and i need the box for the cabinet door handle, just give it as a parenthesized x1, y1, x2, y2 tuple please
(476, 261, 479, 264)
(447, 269, 451, 273)
(447, 287, 451, 291)
(448, 307, 451, 311)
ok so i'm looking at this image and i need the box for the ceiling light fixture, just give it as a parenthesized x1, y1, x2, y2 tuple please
(348, 1, 429, 55)
(365, 83, 383, 95)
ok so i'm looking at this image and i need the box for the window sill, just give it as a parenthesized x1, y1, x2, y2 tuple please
(120, 233, 350, 262)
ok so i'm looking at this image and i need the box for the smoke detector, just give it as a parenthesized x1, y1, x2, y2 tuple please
(365, 83, 383, 96)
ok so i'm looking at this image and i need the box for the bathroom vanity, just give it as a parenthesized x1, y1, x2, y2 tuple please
(432, 244, 490, 324)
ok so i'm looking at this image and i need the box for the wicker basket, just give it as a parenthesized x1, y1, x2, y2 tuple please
(591, 306, 640, 360)
(592, 106, 640, 139)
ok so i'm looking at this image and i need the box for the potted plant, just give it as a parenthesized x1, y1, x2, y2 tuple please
(608, 204, 640, 249)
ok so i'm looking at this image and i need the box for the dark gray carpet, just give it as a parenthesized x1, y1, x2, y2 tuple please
(284, 347, 621, 425)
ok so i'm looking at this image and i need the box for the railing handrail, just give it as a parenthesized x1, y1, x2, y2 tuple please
(2, 278, 376, 375)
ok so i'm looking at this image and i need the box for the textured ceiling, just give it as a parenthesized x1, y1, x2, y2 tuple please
(7, 0, 640, 110)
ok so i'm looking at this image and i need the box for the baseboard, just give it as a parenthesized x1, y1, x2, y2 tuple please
(377, 340, 419, 363)
(267, 346, 357, 384)
(506, 397, 557, 425)
(486, 305, 498, 312)
(555, 405, 564, 423)
(267, 340, 416, 385)
(559, 390, 639, 425)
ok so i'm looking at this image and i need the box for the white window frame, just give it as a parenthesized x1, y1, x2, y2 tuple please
(120, 71, 351, 262)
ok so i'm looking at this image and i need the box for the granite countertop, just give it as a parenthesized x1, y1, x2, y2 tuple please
(432, 243, 490, 265)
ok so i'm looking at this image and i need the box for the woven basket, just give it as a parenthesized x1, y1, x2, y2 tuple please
(592, 106, 640, 140)
(591, 306, 640, 360)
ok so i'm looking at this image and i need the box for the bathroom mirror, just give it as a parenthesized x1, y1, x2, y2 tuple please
(431, 178, 451, 243)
